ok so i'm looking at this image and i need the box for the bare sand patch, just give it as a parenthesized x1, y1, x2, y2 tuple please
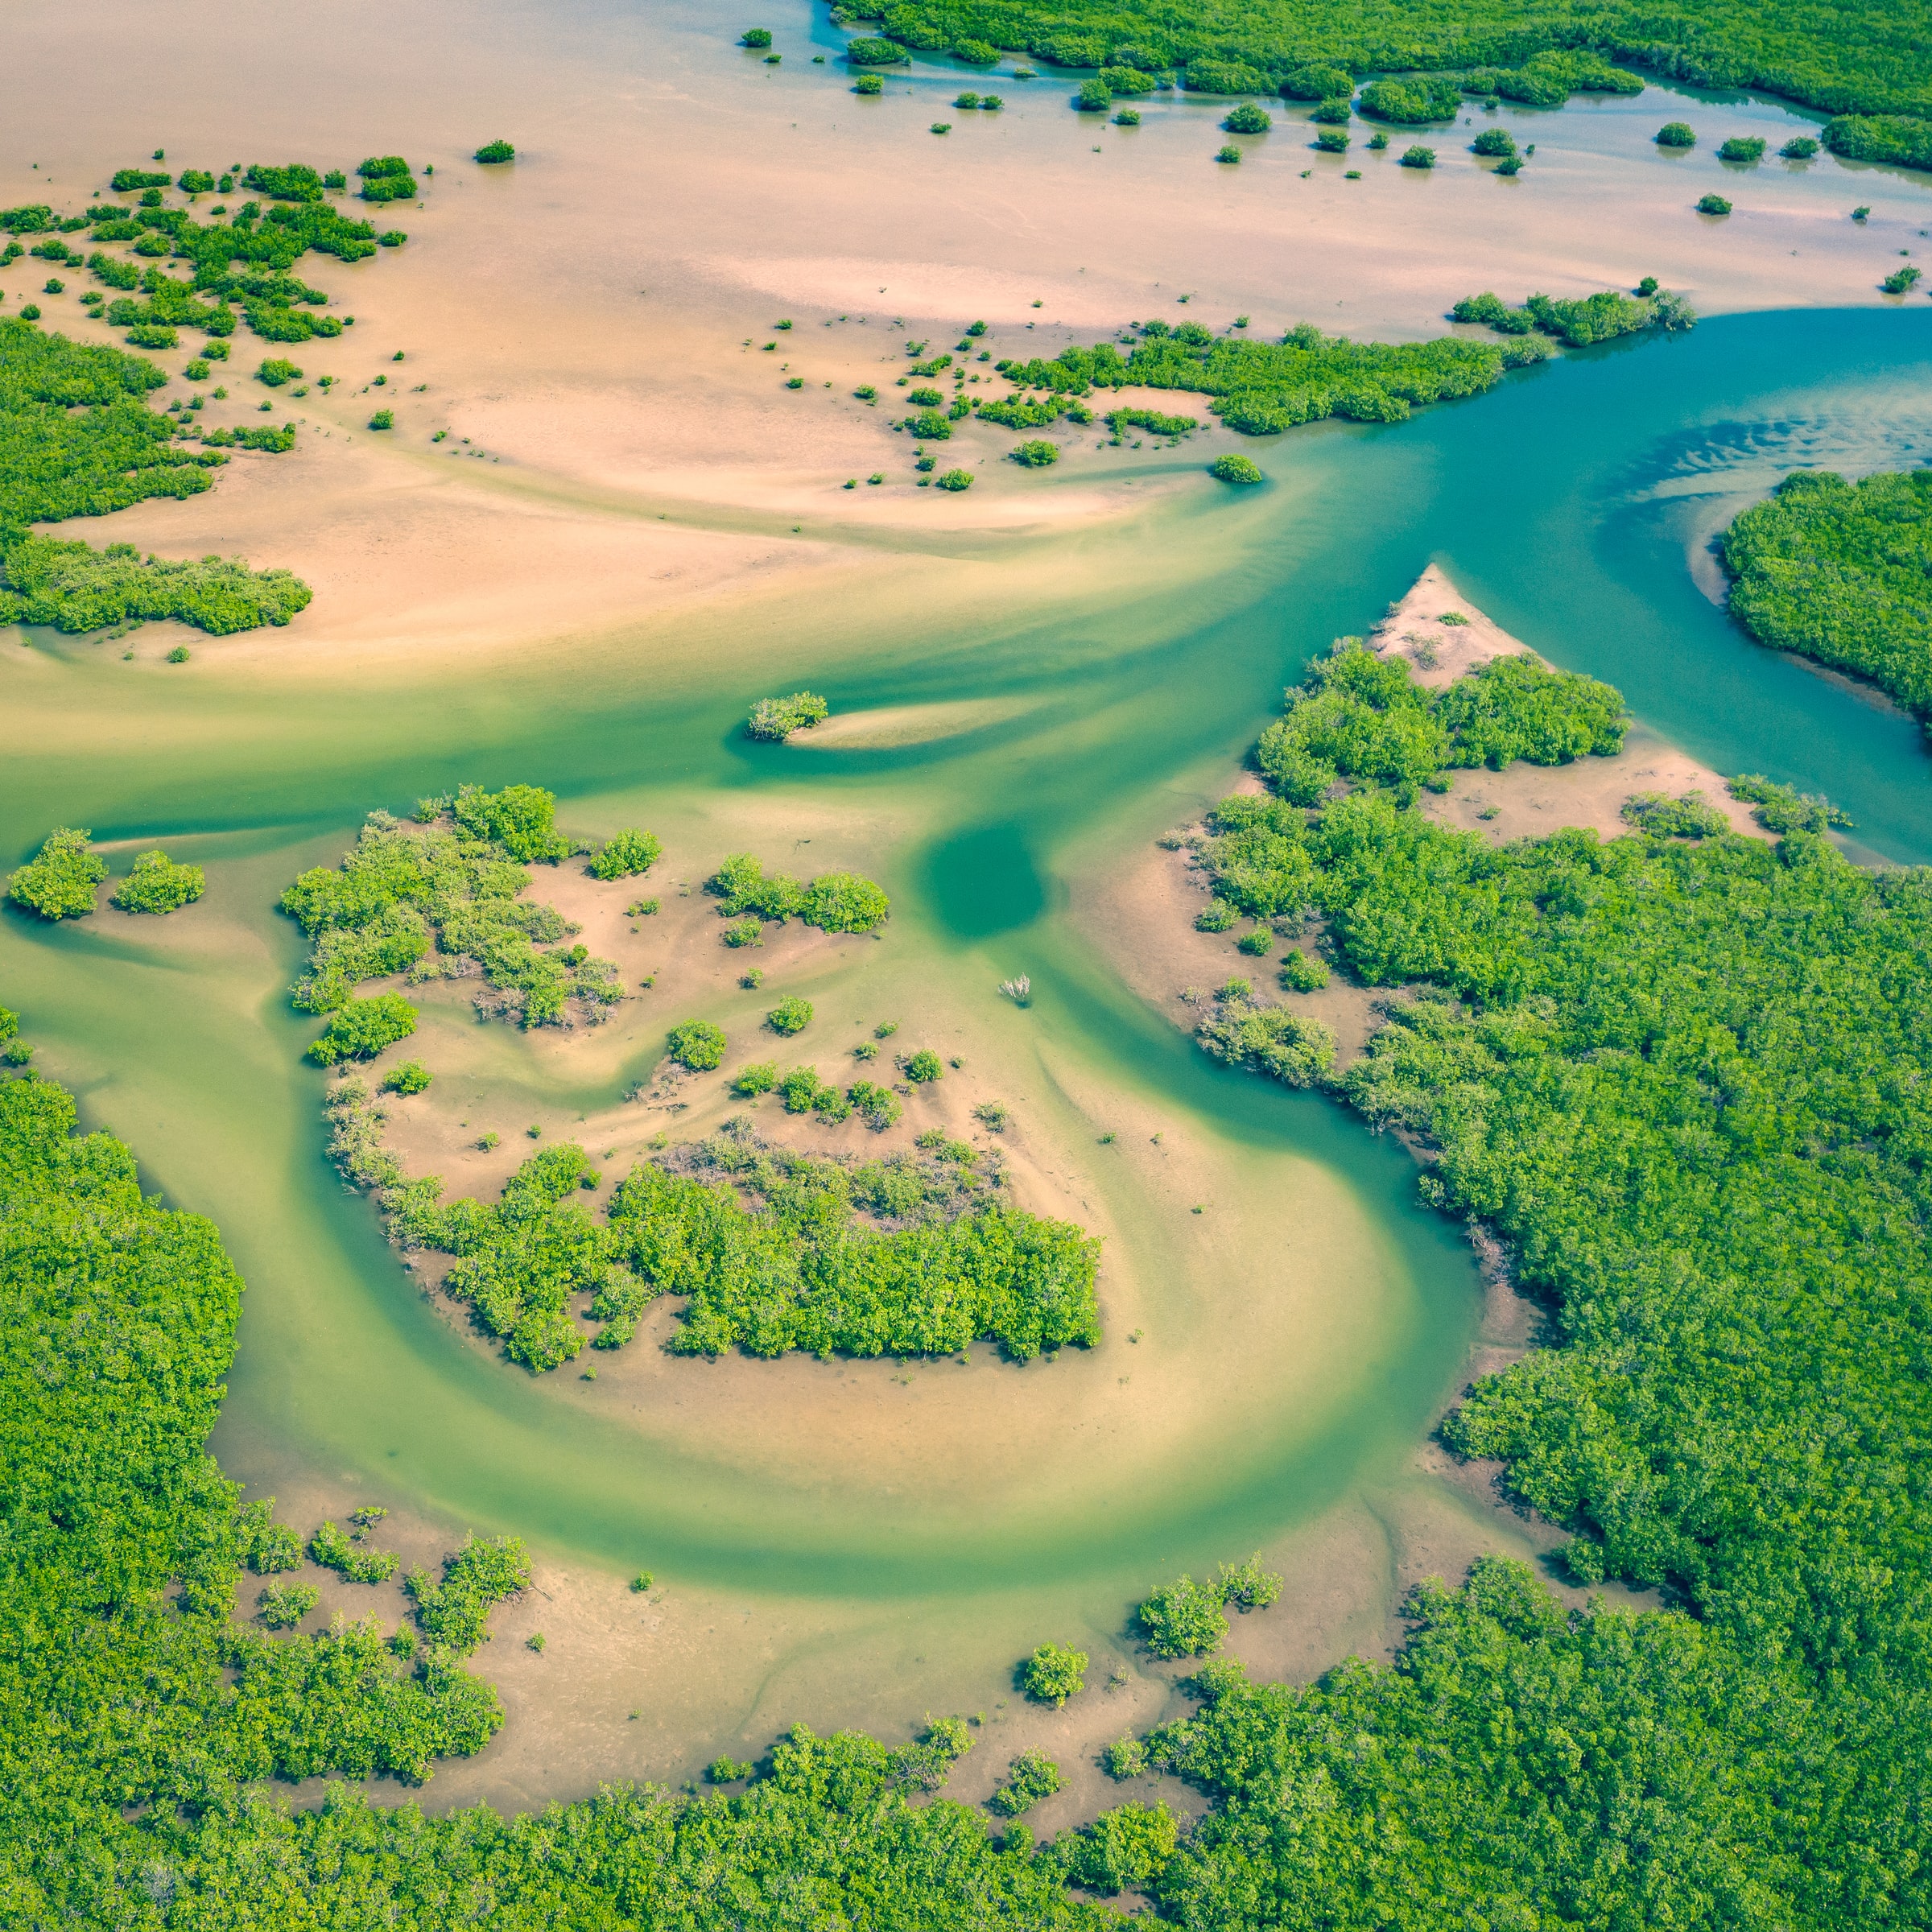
(787, 697, 1038, 749)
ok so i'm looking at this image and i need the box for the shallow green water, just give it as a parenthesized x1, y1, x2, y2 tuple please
(3, 307, 1930, 1628)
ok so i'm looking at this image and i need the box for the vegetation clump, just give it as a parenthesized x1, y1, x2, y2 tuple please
(0, 535, 311, 634)
(1824, 114, 1932, 170)
(766, 995, 813, 1035)
(1209, 453, 1262, 483)
(278, 787, 622, 1034)
(473, 139, 516, 163)
(1011, 438, 1059, 466)
(1653, 119, 1697, 146)
(1719, 466, 1932, 733)
(993, 312, 1557, 440)
(1223, 103, 1272, 132)
(667, 1020, 728, 1071)
(343, 1112, 1100, 1368)
(705, 851, 890, 933)
(1021, 1641, 1088, 1706)
(111, 848, 205, 913)
(306, 993, 418, 1066)
(588, 828, 663, 879)
(357, 155, 419, 204)
(1620, 789, 1729, 837)
(1698, 192, 1733, 213)
(1717, 134, 1767, 161)
(6, 827, 106, 920)
(747, 690, 830, 740)
(989, 1749, 1062, 1816)
(1451, 283, 1693, 345)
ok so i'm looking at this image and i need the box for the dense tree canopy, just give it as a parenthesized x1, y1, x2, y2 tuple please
(1721, 466, 1932, 735)
(828, 0, 1932, 120)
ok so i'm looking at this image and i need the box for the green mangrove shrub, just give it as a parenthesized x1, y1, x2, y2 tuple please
(747, 691, 830, 740)
(1209, 453, 1262, 483)
(667, 1021, 728, 1071)
(307, 993, 418, 1066)
(1719, 467, 1932, 729)
(989, 1750, 1062, 1817)
(6, 828, 106, 920)
(1021, 1642, 1088, 1706)
(706, 852, 889, 932)
(589, 829, 663, 879)
(111, 849, 205, 914)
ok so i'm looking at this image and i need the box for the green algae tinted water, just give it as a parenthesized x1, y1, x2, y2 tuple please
(2, 308, 1930, 1635)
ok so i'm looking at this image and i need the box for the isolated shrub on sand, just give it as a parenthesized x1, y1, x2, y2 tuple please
(7, 828, 106, 920)
(111, 849, 205, 914)
(667, 1019, 727, 1071)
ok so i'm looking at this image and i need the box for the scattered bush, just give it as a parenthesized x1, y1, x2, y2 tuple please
(1881, 265, 1923, 294)
(1209, 453, 1262, 484)
(1278, 950, 1328, 991)
(1653, 121, 1697, 147)
(368, 408, 394, 429)
(111, 849, 204, 914)
(589, 829, 663, 879)
(845, 37, 904, 64)
(1021, 1642, 1088, 1707)
(747, 691, 830, 740)
(256, 1583, 319, 1629)
(1472, 128, 1517, 156)
(382, 1060, 432, 1096)
(1214, 144, 1242, 163)
(1011, 439, 1059, 467)
(256, 356, 301, 386)
(1781, 135, 1820, 158)
(903, 1049, 943, 1083)
(357, 155, 419, 204)
(0, 537, 312, 636)
(707, 853, 890, 933)
(1358, 76, 1460, 122)
(1314, 127, 1349, 151)
(667, 1020, 727, 1071)
(740, 29, 772, 48)
(1697, 192, 1733, 214)
(766, 997, 813, 1036)
(1223, 104, 1272, 134)
(1076, 80, 1113, 111)
(1620, 791, 1730, 839)
(935, 468, 974, 489)
(307, 994, 419, 1066)
(733, 1062, 779, 1096)
(1398, 145, 1437, 168)
(6, 828, 105, 920)
(1718, 135, 1767, 162)
(474, 139, 516, 163)
(853, 73, 885, 95)
(989, 1750, 1062, 1816)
